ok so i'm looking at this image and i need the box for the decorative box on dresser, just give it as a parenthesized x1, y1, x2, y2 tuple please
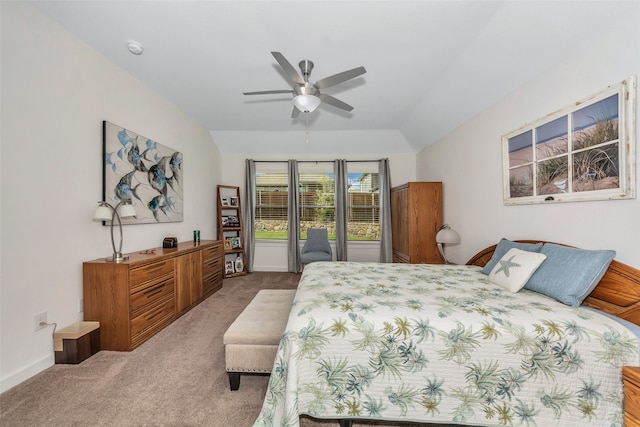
(623, 366, 640, 426)
(390, 182, 443, 264)
(83, 240, 223, 351)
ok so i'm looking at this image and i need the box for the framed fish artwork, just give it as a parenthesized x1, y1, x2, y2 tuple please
(102, 121, 183, 224)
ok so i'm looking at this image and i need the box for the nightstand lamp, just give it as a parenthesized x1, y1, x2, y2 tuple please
(92, 200, 136, 262)
(436, 224, 460, 264)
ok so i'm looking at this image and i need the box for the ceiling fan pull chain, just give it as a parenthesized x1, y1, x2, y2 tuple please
(305, 113, 310, 144)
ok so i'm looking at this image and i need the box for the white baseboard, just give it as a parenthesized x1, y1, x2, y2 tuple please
(252, 266, 287, 272)
(1, 354, 54, 394)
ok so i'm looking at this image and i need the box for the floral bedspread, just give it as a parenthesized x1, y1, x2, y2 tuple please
(253, 262, 640, 427)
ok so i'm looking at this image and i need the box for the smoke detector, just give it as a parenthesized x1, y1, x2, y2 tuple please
(126, 40, 144, 55)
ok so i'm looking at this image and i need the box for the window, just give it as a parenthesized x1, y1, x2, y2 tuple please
(298, 165, 335, 238)
(252, 162, 381, 240)
(254, 166, 288, 239)
(346, 169, 379, 241)
(503, 77, 635, 204)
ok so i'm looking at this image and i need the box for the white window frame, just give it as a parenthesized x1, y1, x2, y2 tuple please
(502, 76, 636, 205)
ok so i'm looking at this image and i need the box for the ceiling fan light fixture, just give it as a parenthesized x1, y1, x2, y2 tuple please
(293, 94, 321, 113)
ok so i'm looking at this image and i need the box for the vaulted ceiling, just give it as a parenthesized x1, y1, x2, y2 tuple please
(30, 0, 637, 155)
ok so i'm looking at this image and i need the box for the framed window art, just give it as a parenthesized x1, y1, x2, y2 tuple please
(502, 76, 636, 205)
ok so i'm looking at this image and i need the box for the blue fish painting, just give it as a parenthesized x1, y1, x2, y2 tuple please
(114, 170, 141, 203)
(170, 151, 183, 186)
(127, 140, 148, 172)
(103, 121, 183, 224)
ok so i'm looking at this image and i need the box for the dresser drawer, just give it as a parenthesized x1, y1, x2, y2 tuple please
(203, 255, 222, 276)
(201, 244, 222, 261)
(130, 307, 175, 350)
(130, 276, 174, 315)
(130, 259, 174, 290)
(203, 270, 223, 295)
(130, 296, 175, 338)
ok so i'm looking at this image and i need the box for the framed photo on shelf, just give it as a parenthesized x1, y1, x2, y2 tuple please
(224, 239, 232, 250)
(225, 260, 235, 274)
(229, 196, 239, 207)
(231, 237, 242, 249)
(221, 197, 230, 207)
(228, 215, 240, 227)
(221, 216, 229, 227)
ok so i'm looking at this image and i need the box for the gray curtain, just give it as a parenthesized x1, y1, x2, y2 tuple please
(334, 159, 348, 261)
(287, 160, 301, 272)
(379, 158, 393, 262)
(243, 159, 256, 272)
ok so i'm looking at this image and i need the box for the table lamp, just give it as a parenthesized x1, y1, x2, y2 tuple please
(92, 200, 136, 261)
(436, 224, 460, 264)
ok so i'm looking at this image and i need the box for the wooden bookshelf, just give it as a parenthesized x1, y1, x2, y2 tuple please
(217, 185, 247, 278)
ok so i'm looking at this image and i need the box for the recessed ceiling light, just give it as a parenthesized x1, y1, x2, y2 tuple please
(126, 40, 144, 55)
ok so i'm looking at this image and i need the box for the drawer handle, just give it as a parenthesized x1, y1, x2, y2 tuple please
(142, 263, 168, 275)
(143, 283, 165, 298)
(145, 307, 165, 322)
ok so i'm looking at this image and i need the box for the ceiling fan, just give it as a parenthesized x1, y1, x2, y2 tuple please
(243, 52, 366, 118)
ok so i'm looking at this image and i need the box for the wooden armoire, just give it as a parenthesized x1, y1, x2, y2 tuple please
(390, 182, 443, 264)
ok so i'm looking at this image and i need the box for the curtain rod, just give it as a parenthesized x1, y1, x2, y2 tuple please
(252, 159, 384, 163)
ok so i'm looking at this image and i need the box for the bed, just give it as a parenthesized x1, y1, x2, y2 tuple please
(253, 240, 640, 427)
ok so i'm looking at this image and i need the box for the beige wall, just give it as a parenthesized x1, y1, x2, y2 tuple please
(416, 15, 640, 267)
(1, 2, 222, 392)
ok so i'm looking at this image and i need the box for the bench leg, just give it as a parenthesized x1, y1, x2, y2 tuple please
(338, 420, 352, 427)
(228, 372, 240, 391)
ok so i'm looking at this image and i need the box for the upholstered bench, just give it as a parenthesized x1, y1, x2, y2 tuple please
(223, 289, 296, 390)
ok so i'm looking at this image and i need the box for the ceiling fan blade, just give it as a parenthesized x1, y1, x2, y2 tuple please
(319, 93, 353, 112)
(243, 89, 293, 95)
(291, 106, 301, 119)
(271, 52, 305, 85)
(316, 66, 366, 90)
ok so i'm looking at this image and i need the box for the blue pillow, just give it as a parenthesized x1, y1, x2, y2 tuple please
(524, 243, 615, 307)
(481, 239, 543, 275)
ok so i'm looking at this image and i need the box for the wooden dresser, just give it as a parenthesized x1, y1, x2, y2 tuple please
(624, 366, 640, 426)
(390, 182, 443, 264)
(83, 240, 223, 351)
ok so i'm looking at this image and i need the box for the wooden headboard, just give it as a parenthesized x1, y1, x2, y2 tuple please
(466, 240, 640, 325)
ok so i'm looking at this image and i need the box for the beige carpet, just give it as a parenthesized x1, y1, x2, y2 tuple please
(0, 272, 458, 427)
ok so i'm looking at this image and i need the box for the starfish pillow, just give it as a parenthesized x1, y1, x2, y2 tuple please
(488, 247, 547, 292)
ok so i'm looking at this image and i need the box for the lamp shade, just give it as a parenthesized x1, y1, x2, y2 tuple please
(118, 203, 136, 218)
(92, 204, 112, 221)
(436, 226, 460, 244)
(293, 94, 321, 113)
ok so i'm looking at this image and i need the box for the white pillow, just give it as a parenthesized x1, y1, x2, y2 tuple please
(488, 248, 547, 292)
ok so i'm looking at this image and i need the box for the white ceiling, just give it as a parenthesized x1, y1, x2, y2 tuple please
(30, 0, 637, 155)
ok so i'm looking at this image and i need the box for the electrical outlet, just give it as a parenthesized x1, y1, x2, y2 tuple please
(79, 299, 84, 313)
(34, 312, 47, 331)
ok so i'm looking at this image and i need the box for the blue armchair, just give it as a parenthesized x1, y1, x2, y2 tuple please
(300, 228, 332, 264)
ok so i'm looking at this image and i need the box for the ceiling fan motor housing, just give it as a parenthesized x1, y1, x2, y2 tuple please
(294, 83, 318, 97)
